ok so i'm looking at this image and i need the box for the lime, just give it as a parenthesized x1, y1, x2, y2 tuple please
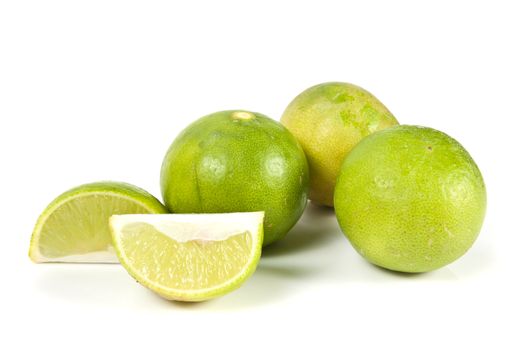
(281, 82, 399, 206)
(334, 125, 487, 273)
(29, 181, 167, 263)
(110, 212, 264, 301)
(160, 110, 309, 246)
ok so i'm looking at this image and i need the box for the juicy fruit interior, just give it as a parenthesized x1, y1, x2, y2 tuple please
(334, 125, 486, 273)
(38, 194, 150, 259)
(281, 82, 398, 206)
(119, 222, 252, 291)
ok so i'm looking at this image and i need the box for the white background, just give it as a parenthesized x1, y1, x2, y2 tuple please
(1, 1, 523, 349)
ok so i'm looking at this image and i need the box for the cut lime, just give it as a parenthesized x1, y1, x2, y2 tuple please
(110, 212, 264, 301)
(29, 182, 168, 263)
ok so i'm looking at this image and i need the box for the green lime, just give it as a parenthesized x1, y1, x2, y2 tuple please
(29, 181, 167, 263)
(334, 125, 486, 272)
(110, 212, 264, 301)
(160, 110, 309, 246)
(281, 82, 399, 206)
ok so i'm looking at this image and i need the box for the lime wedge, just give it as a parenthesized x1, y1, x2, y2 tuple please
(29, 182, 168, 263)
(110, 212, 264, 301)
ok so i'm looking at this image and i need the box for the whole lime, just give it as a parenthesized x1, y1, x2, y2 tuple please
(160, 110, 309, 246)
(281, 82, 399, 207)
(334, 125, 486, 273)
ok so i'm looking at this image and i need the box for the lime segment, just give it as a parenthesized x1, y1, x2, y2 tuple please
(29, 182, 167, 263)
(110, 212, 264, 301)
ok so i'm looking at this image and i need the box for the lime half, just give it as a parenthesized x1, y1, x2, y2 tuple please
(110, 212, 264, 301)
(29, 182, 168, 263)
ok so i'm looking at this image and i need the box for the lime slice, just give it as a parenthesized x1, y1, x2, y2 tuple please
(110, 212, 264, 301)
(29, 182, 168, 263)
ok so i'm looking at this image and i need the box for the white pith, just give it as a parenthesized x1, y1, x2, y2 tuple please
(110, 212, 264, 242)
(32, 247, 119, 263)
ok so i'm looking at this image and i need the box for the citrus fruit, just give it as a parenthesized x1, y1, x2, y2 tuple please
(160, 110, 309, 246)
(334, 125, 486, 273)
(29, 181, 167, 263)
(110, 212, 264, 301)
(281, 82, 399, 206)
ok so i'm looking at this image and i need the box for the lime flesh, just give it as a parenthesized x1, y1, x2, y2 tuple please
(29, 182, 167, 263)
(110, 212, 264, 301)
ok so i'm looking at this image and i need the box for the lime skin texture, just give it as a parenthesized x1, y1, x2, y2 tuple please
(160, 110, 310, 246)
(281, 82, 399, 207)
(334, 125, 487, 273)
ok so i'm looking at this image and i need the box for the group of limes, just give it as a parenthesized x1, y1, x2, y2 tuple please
(29, 82, 486, 302)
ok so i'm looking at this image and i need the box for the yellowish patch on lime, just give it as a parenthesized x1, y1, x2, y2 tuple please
(231, 111, 256, 120)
